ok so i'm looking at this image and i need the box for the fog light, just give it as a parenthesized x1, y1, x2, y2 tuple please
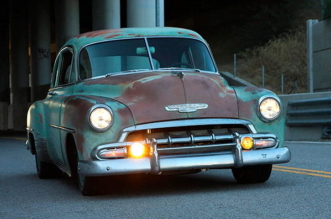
(241, 137, 254, 150)
(129, 142, 147, 158)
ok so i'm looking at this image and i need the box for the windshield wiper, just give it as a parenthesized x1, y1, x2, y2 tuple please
(105, 69, 150, 77)
(158, 67, 201, 72)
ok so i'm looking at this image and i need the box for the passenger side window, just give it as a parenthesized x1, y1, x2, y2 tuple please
(79, 49, 92, 80)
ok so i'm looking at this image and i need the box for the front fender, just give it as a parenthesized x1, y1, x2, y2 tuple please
(233, 86, 285, 147)
(61, 95, 135, 160)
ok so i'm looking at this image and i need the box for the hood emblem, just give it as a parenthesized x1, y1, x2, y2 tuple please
(165, 103, 208, 113)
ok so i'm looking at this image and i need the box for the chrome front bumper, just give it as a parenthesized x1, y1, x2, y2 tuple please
(78, 146, 291, 177)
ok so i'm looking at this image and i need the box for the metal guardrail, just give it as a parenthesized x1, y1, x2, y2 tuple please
(286, 97, 331, 127)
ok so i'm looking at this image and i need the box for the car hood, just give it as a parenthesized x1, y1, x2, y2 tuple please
(80, 71, 239, 124)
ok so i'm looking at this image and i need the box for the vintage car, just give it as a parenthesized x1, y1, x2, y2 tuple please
(26, 27, 291, 195)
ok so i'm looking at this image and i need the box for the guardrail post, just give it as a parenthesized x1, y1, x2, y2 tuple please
(306, 19, 318, 93)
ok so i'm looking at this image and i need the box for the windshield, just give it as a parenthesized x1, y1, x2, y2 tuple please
(79, 37, 217, 79)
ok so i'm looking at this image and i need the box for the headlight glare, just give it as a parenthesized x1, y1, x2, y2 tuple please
(259, 97, 281, 122)
(129, 142, 147, 158)
(89, 106, 113, 131)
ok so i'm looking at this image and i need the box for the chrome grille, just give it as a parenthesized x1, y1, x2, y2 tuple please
(125, 124, 250, 155)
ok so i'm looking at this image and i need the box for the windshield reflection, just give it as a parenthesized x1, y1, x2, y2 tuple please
(79, 38, 216, 79)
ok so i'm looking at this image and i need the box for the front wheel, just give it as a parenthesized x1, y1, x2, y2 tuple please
(78, 175, 104, 196)
(71, 148, 104, 196)
(232, 164, 272, 184)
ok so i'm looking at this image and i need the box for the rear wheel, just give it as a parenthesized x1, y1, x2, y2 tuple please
(232, 164, 272, 183)
(35, 151, 60, 179)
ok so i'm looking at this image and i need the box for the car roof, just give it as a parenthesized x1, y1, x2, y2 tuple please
(63, 27, 206, 50)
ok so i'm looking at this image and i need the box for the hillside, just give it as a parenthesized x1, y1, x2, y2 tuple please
(166, 0, 321, 94)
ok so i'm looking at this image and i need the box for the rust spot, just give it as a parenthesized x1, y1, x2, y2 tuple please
(38, 113, 43, 124)
(76, 29, 122, 38)
(105, 34, 123, 39)
(187, 33, 199, 38)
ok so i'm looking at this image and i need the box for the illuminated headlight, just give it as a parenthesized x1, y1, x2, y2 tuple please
(258, 97, 281, 122)
(89, 105, 113, 131)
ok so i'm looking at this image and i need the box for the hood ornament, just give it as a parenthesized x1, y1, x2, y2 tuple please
(171, 71, 185, 79)
(165, 103, 208, 113)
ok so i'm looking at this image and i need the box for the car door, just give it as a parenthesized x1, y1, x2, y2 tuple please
(44, 47, 75, 168)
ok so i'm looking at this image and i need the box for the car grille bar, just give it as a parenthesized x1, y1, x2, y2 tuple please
(146, 133, 234, 146)
(144, 132, 235, 155)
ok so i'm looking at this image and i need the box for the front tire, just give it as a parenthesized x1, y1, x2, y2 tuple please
(232, 164, 272, 183)
(78, 174, 104, 196)
(71, 148, 103, 196)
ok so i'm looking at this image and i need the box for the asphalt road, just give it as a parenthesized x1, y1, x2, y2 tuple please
(1, 135, 330, 219)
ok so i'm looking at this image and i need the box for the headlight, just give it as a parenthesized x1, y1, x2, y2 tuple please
(89, 105, 113, 131)
(258, 96, 281, 122)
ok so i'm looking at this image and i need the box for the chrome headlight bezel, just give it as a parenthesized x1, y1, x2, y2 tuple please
(88, 104, 113, 132)
(257, 96, 281, 122)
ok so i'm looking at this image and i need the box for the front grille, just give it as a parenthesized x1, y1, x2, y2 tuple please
(125, 124, 250, 155)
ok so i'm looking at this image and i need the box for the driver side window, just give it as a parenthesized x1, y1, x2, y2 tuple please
(53, 48, 74, 87)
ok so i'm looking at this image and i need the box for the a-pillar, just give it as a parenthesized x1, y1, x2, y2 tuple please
(127, 0, 164, 27)
(9, 0, 29, 131)
(30, 0, 52, 102)
(93, 0, 121, 30)
(0, 1, 10, 130)
(55, 0, 80, 52)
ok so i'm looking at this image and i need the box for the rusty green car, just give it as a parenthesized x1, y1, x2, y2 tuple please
(26, 27, 291, 195)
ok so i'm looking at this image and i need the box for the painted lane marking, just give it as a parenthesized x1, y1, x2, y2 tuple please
(273, 165, 331, 179)
(0, 137, 27, 141)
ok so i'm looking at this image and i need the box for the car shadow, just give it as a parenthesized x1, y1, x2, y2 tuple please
(57, 170, 280, 197)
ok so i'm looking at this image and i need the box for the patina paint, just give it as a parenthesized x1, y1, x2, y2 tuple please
(61, 95, 135, 160)
(233, 86, 285, 147)
(182, 72, 238, 118)
(77, 71, 240, 124)
(78, 72, 189, 124)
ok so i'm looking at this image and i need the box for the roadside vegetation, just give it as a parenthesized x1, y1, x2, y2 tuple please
(237, 27, 307, 94)
(209, 0, 321, 94)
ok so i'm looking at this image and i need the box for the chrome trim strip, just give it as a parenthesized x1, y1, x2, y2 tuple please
(118, 118, 256, 142)
(122, 119, 253, 133)
(49, 124, 76, 133)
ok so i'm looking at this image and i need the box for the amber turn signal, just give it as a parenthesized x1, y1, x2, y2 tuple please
(240, 137, 254, 150)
